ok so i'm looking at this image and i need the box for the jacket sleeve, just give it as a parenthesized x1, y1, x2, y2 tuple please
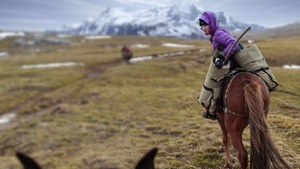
(214, 30, 237, 59)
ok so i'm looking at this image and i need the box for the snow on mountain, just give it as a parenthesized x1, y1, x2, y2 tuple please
(0, 31, 25, 40)
(59, 3, 265, 39)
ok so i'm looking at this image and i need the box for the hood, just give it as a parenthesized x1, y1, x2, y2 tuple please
(200, 11, 219, 35)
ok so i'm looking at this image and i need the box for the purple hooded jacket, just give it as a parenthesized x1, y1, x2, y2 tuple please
(200, 11, 239, 67)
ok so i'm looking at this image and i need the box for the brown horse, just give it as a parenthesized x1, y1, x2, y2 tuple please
(217, 72, 291, 169)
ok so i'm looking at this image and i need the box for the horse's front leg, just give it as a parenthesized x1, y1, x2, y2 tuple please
(217, 112, 231, 168)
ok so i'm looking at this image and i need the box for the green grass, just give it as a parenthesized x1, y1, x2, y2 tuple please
(0, 35, 299, 169)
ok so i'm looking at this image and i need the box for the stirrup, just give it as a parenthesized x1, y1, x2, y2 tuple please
(202, 112, 218, 120)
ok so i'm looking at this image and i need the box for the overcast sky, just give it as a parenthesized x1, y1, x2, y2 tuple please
(1, 0, 299, 32)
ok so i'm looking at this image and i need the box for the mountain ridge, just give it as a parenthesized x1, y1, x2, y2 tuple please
(59, 3, 265, 39)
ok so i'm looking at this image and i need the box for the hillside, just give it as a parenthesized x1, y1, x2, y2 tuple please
(0, 35, 299, 168)
(235, 22, 300, 40)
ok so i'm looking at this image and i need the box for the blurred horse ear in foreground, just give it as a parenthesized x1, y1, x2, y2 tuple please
(16, 152, 42, 169)
(135, 147, 158, 169)
(16, 147, 158, 169)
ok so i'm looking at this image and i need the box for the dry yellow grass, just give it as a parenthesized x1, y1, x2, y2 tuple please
(0, 35, 299, 168)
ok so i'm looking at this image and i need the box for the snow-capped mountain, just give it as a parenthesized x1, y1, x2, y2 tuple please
(60, 3, 265, 39)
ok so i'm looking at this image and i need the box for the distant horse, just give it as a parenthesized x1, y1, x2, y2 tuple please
(217, 72, 291, 169)
(122, 52, 133, 64)
(122, 46, 133, 64)
(16, 147, 158, 169)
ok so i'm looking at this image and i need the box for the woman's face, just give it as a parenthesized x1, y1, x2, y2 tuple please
(201, 25, 210, 36)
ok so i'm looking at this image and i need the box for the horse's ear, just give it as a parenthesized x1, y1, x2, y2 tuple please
(135, 147, 158, 169)
(16, 152, 42, 169)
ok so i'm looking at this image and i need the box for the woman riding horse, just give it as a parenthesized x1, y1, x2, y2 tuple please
(197, 11, 289, 169)
(198, 11, 242, 120)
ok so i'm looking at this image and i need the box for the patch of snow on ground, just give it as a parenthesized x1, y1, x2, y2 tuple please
(129, 56, 152, 63)
(0, 113, 16, 124)
(158, 52, 186, 58)
(162, 43, 195, 48)
(247, 40, 254, 44)
(85, 35, 111, 40)
(22, 62, 84, 69)
(283, 65, 300, 69)
(57, 34, 72, 38)
(0, 52, 9, 57)
(132, 44, 149, 48)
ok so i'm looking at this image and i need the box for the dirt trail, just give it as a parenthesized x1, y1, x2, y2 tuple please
(0, 49, 201, 132)
(0, 59, 123, 132)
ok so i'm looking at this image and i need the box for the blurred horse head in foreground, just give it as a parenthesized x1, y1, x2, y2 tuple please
(16, 147, 158, 169)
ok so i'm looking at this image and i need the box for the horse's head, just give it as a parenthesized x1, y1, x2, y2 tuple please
(16, 147, 158, 169)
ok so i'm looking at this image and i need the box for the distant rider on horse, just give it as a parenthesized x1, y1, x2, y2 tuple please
(122, 45, 133, 63)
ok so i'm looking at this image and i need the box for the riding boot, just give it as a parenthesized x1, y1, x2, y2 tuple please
(202, 111, 218, 120)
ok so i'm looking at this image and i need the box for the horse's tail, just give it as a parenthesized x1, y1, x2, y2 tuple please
(244, 81, 291, 169)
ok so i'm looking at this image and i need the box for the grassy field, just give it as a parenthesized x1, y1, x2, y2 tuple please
(0, 35, 299, 169)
